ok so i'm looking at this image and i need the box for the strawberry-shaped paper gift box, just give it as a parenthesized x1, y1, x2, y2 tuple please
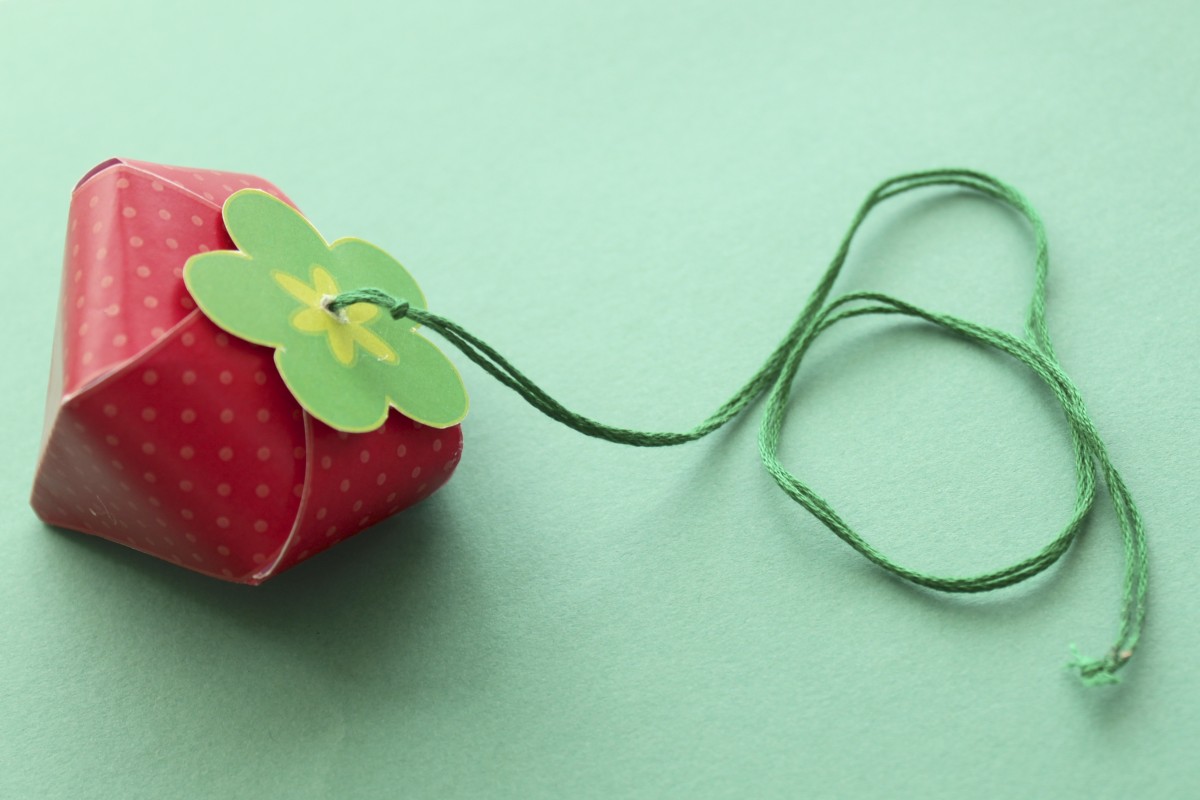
(31, 159, 467, 584)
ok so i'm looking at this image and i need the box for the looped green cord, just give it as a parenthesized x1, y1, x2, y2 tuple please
(329, 169, 1147, 685)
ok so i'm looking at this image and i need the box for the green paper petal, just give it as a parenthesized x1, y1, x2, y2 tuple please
(183, 251, 294, 347)
(222, 189, 329, 268)
(330, 238, 428, 322)
(367, 331, 469, 428)
(275, 338, 391, 432)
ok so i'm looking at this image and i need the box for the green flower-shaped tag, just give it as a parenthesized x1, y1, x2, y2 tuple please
(183, 190, 468, 432)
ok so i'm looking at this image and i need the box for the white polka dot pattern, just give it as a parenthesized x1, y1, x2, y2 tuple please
(31, 159, 464, 584)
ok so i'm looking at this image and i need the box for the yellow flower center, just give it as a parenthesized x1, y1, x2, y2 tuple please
(272, 266, 398, 366)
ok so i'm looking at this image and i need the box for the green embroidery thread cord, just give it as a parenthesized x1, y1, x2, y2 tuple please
(330, 169, 1147, 685)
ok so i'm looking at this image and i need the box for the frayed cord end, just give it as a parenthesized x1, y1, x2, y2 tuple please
(1067, 644, 1132, 686)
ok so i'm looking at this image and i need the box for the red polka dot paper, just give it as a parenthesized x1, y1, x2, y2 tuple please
(31, 159, 463, 584)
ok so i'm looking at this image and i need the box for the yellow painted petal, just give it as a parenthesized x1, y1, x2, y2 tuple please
(349, 324, 399, 364)
(327, 323, 356, 365)
(346, 303, 379, 324)
(292, 307, 333, 333)
(273, 270, 323, 306)
(312, 266, 339, 297)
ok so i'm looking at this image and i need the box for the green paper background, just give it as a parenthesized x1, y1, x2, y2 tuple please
(2, 1, 1197, 797)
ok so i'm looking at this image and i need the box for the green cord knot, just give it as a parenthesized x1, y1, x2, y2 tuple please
(327, 288, 411, 321)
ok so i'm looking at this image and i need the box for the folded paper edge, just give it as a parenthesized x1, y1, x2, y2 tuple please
(35, 159, 303, 585)
(252, 412, 318, 583)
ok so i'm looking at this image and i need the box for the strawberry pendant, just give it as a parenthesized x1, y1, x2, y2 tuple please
(30, 159, 463, 584)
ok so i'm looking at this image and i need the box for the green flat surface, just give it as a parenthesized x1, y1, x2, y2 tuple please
(2, 1, 1197, 797)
